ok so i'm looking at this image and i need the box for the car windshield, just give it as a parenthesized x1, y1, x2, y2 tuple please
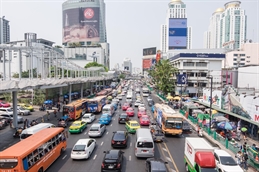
(63, 106, 74, 112)
(19, 107, 25, 110)
(127, 109, 133, 112)
(139, 110, 145, 113)
(7, 109, 12, 112)
(73, 145, 86, 151)
(90, 127, 99, 131)
(141, 117, 149, 121)
(131, 123, 139, 127)
(88, 101, 97, 105)
(101, 115, 108, 119)
(72, 123, 80, 127)
(102, 109, 109, 113)
(83, 116, 89, 119)
(114, 133, 125, 140)
(219, 156, 237, 165)
(124, 103, 129, 106)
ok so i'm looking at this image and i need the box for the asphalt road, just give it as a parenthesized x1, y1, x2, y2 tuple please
(0, 86, 199, 172)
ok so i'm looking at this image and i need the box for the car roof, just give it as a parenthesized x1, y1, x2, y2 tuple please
(214, 149, 231, 156)
(147, 158, 167, 171)
(73, 121, 82, 124)
(75, 139, 91, 145)
(105, 150, 120, 159)
(91, 123, 101, 127)
(101, 114, 109, 117)
(129, 120, 138, 124)
(127, 108, 133, 110)
(83, 113, 93, 116)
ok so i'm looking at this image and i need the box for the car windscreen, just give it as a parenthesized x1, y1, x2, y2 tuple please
(71, 123, 80, 127)
(137, 142, 153, 148)
(20, 134, 32, 139)
(83, 116, 89, 119)
(200, 168, 218, 172)
(0, 159, 18, 169)
(131, 123, 139, 127)
(88, 101, 97, 105)
(90, 127, 99, 131)
(120, 115, 127, 118)
(141, 117, 149, 121)
(73, 145, 86, 151)
(113, 133, 125, 140)
(219, 156, 237, 165)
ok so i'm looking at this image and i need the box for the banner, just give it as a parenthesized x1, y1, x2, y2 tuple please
(168, 18, 187, 50)
(143, 47, 156, 56)
(177, 74, 187, 84)
(156, 50, 161, 62)
(202, 89, 222, 108)
(143, 59, 152, 69)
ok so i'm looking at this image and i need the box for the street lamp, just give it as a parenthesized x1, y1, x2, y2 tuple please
(206, 75, 213, 133)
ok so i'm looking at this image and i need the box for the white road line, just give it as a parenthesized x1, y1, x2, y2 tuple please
(166, 156, 172, 162)
(113, 118, 115, 120)
(84, 132, 87, 135)
(171, 169, 177, 172)
(110, 124, 113, 126)
(93, 154, 97, 160)
(101, 141, 103, 146)
(162, 148, 168, 152)
(129, 156, 131, 161)
(106, 131, 109, 135)
(62, 155, 67, 160)
(130, 142, 132, 147)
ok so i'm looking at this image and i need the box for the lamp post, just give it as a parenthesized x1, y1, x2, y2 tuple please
(206, 75, 213, 134)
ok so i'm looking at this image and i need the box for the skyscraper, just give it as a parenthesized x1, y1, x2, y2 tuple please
(62, 0, 107, 46)
(0, 17, 10, 44)
(204, 1, 247, 50)
(160, 0, 192, 53)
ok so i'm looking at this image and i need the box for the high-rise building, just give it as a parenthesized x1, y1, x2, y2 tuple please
(0, 17, 10, 44)
(62, 0, 107, 46)
(123, 58, 132, 74)
(204, 1, 247, 50)
(160, 0, 192, 53)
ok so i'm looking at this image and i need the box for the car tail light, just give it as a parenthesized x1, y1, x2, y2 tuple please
(101, 163, 104, 168)
(117, 163, 121, 168)
(153, 148, 154, 153)
(111, 140, 115, 144)
(122, 140, 126, 144)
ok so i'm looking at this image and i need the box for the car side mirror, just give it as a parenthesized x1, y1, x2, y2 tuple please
(164, 162, 168, 164)
(113, 131, 116, 133)
(103, 151, 106, 153)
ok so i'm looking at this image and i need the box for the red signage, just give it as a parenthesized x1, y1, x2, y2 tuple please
(84, 8, 94, 19)
(143, 59, 152, 69)
(156, 50, 161, 62)
(187, 143, 192, 154)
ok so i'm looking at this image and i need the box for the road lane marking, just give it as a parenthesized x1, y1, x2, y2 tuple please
(166, 156, 172, 162)
(101, 141, 103, 146)
(93, 154, 97, 160)
(130, 142, 132, 147)
(110, 124, 113, 126)
(163, 143, 179, 172)
(129, 156, 131, 161)
(84, 132, 87, 135)
(62, 155, 67, 160)
(162, 148, 168, 152)
(171, 169, 177, 172)
(106, 131, 108, 135)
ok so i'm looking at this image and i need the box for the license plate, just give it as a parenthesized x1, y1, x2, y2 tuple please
(142, 150, 147, 152)
(108, 165, 113, 169)
(122, 119, 125, 120)
(117, 142, 121, 144)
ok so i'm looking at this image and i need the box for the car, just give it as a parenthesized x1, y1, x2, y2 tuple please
(111, 102, 118, 111)
(0, 114, 24, 123)
(118, 113, 130, 124)
(126, 107, 134, 117)
(112, 92, 117, 98)
(122, 103, 130, 111)
(111, 131, 128, 148)
(182, 121, 192, 133)
(0, 117, 8, 126)
(134, 100, 141, 107)
(69, 121, 87, 134)
(147, 96, 153, 102)
(145, 158, 169, 172)
(151, 105, 155, 113)
(214, 149, 243, 172)
(82, 113, 96, 124)
(148, 100, 154, 107)
(71, 139, 96, 160)
(117, 95, 123, 100)
(0, 101, 11, 108)
(18, 104, 34, 112)
(121, 92, 125, 96)
(101, 150, 124, 172)
(139, 115, 150, 126)
(88, 123, 106, 137)
(112, 98, 120, 104)
(57, 118, 68, 128)
(0, 108, 13, 115)
(125, 120, 140, 134)
(99, 114, 112, 125)
(10, 107, 30, 116)
(138, 109, 147, 118)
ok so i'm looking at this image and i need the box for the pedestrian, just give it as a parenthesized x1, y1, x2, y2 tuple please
(236, 150, 242, 167)
(242, 130, 247, 141)
(257, 128, 259, 141)
(237, 128, 241, 141)
(47, 111, 50, 121)
(41, 117, 44, 123)
(54, 109, 57, 117)
(9, 120, 13, 128)
(242, 150, 248, 171)
(242, 142, 247, 153)
(23, 119, 27, 129)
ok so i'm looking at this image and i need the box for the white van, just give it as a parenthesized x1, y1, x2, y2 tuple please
(20, 123, 55, 140)
(126, 95, 132, 103)
(102, 104, 115, 117)
(135, 128, 154, 158)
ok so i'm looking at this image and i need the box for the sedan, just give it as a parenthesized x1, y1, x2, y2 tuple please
(117, 95, 123, 100)
(99, 114, 112, 125)
(111, 102, 118, 111)
(134, 100, 141, 107)
(147, 96, 153, 102)
(71, 139, 96, 160)
(138, 109, 147, 118)
(0, 101, 11, 108)
(82, 113, 96, 124)
(146, 158, 169, 172)
(126, 108, 134, 117)
(118, 113, 130, 124)
(18, 104, 34, 112)
(111, 131, 128, 148)
(0, 114, 24, 123)
(148, 100, 154, 107)
(125, 120, 140, 134)
(88, 123, 106, 137)
(139, 115, 150, 126)
(101, 150, 124, 172)
(122, 103, 130, 111)
(11, 107, 30, 116)
(69, 121, 87, 134)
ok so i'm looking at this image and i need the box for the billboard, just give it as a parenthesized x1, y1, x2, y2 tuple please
(143, 59, 152, 69)
(202, 89, 222, 108)
(168, 18, 187, 50)
(87, 48, 102, 63)
(156, 50, 161, 62)
(177, 74, 187, 85)
(63, 7, 100, 44)
(143, 47, 156, 56)
(239, 96, 259, 122)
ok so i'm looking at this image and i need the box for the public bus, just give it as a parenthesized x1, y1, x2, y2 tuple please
(96, 88, 113, 96)
(86, 96, 106, 113)
(0, 128, 67, 172)
(142, 87, 150, 97)
(63, 99, 88, 120)
(153, 103, 184, 136)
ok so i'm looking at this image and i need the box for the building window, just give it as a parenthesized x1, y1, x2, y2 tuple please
(233, 54, 238, 56)
(183, 62, 194, 66)
(240, 58, 245, 61)
(233, 63, 237, 65)
(188, 83, 194, 87)
(233, 58, 237, 61)
(196, 62, 207, 67)
(240, 54, 245, 56)
(246, 61, 250, 63)
(247, 56, 250, 58)
(240, 63, 245, 65)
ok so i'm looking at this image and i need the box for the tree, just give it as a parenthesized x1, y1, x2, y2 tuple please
(148, 59, 178, 95)
(12, 68, 38, 78)
(84, 62, 108, 72)
(119, 73, 125, 79)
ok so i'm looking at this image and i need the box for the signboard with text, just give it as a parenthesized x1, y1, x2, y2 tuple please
(202, 89, 222, 108)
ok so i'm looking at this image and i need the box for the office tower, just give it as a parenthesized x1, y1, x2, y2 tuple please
(0, 17, 10, 44)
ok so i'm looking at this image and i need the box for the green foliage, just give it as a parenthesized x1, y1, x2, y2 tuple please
(3, 93, 12, 102)
(148, 59, 178, 95)
(33, 89, 46, 105)
(68, 42, 82, 48)
(54, 45, 62, 48)
(84, 62, 108, 72)
(119, 73, 125, 79)
(12, 68, 38, 78)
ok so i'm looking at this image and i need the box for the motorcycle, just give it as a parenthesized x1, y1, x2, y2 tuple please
(13, 127, 24, 138)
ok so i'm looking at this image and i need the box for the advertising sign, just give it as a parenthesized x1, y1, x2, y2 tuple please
(177, 74, 187, 85)
(240, 96, 259, 122)
(203, 89, 222, 108)
(156, 50, 161, 62)
(142, 59, 152, 69)
(87, 48, 101, 63)
(63, 7, 100, 43)
(143, 47, 156, 56)
(168, 18, 187, 50)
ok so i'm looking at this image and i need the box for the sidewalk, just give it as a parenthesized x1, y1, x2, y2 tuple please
(154, 94, 257, 172)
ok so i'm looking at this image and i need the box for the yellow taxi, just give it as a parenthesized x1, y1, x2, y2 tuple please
(125, 120, 140, 134)
(18, 103, 34, 112)
(69, 121, 87, 134)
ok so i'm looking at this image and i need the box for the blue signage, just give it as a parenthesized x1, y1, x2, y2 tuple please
(168, 18, 187, 49)
(169, 53, 226, 61)
(169, 28, 187, 36)
(177, 74, 187, 85)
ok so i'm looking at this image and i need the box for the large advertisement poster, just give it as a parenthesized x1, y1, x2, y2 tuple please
(168, 18, 187, 50)
(239, 96, 259, 122)
(143, 47, 156, 56)
(142, 59, 152, 69)
(87, 48, 101, 63)
(63, 7, 100, 43)
(202, 89, 222, 108)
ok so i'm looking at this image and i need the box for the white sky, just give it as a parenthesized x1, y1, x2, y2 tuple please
(0, 0, 258, 70)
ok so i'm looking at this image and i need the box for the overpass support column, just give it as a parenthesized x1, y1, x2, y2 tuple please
(12, 91, 18, 129)
(90, 82, 93, 94)
(69, 84, 72, 103)
(81, 83, 84, 98)
(59, 87, 63, 103)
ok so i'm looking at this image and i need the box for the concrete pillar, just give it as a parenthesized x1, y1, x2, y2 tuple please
(19, 49, 22, 80)
(81, 83, 84, 98)
(90, 82, 93, 94)
(59, 87, 63, 103)
(8, 50, 11, 80)
(12, 91, 18, 128)
(2, 50, 6, 80)
(69, 84, 72, 103)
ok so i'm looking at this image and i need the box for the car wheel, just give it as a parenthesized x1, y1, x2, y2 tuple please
(80, 129, 82, 133)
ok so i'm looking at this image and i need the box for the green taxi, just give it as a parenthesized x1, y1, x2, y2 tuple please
(69, 121, 87, 134)
(125, 120, 140, 134)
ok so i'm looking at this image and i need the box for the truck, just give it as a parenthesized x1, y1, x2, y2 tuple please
(184, 138, 218, 172)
